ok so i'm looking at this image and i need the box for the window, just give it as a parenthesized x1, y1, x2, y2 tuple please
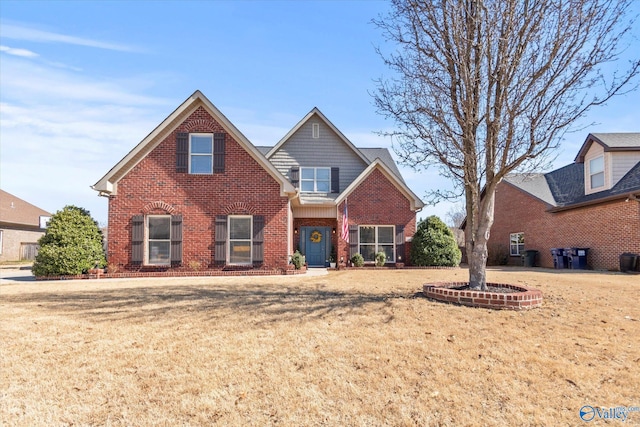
(190, 133, 213, 174)
(312, 123, 319, 139)
(510, 233, 524, 256)
(147, 216, 171, 265)
(229, 216, 252, 265)
(359, 225, 395, 262)
(589, 156, 604, 189)
(301, 167, 330, 192)
(0, 230, 3, 255)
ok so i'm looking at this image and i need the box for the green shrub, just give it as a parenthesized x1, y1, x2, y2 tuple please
(375, 251, 387, 266)
(32, 206, 106, 276)
(351, 253, 364, 267)
(410, 215, 462, 267)
(291, 250, 305, 269)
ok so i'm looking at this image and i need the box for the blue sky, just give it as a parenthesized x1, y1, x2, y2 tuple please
(1, 1, 639, 225)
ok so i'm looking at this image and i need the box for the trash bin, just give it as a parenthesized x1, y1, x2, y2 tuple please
(566, 247, 589, 269)
(619, 253, 638, 272)
(522, 250, 538, 267)
(551, 248, 567, 269)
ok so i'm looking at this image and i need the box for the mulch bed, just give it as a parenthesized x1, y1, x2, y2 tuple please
(452, 285, 519, 293)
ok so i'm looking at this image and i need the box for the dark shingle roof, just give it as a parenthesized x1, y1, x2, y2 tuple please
(359, 148, 405, 183)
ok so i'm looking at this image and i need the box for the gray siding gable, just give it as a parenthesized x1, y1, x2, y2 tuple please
(269, 115, 369, 192)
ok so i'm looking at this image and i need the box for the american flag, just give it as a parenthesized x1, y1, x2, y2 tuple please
(341, 200, 349, 242)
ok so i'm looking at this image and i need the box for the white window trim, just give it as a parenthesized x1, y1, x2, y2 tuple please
(189, 133, 214, 175)
(358, 225, 396, 263)
(300, 167, 330, 193)
(589, 155, 605, 190)
(509, 232, 524, 256)
(312, 123, 319, 139)
(146, 215, 171, 265)
(227, 215, 253, 266)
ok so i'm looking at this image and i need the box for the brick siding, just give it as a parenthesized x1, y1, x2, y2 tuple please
(337, 168, 417, 265)
(489, 181, 640, 270)
(107, 105, 290, 271)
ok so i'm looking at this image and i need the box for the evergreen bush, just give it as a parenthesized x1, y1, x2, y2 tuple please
(32, 206, 106, 276)
(410, 215, 462, 267)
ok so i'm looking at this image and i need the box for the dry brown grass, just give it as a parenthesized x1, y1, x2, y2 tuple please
(1, 268, 639, 426)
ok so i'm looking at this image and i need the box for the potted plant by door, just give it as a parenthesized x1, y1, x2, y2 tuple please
(329, 245, 337, 269)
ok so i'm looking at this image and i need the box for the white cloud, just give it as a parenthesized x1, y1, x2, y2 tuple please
(1, 23, 139, 52)
(0, 52, 169, 223)
(0, 44, 38, 57)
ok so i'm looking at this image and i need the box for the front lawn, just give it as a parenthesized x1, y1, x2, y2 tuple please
(1, 268, 638, 426)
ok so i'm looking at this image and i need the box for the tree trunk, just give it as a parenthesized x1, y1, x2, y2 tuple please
(466, 186, 496, 291)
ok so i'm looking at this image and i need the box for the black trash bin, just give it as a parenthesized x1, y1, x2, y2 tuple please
(619, 253, 638, 272)
(551, 248, 567, 269)
(566, 247, 589, 269)
(522, 250, 538, 267)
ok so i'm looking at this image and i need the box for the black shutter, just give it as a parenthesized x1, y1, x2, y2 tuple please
(290, 166, 299, 188)
(331, 167, 339, 193)
(349, 225, 359, 258)
(170, 215, 183, 265)
(213, 133, 226, 173)
(395, 225, 405, 263)
(176, 132, 188, 173)
(131, 215, 144, 264)
(253, 215, 264, 266)
(214, 215, 227, 265)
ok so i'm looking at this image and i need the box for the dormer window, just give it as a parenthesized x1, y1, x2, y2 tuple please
(589, 156, 604, 189)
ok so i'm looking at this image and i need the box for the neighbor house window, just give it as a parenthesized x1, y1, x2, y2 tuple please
(147, 215, 171, 265)
(189, 133, 213, 174)
(359, 225, 395, 262)
(301, 167, 330, 192)
(510, 233, 524, 256)
(229, 216, 252, 265)
(589, 156, 604, 189)
(312, 123, 319, 139)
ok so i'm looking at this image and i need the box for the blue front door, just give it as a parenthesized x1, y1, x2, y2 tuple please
(302, 227, 329, 267)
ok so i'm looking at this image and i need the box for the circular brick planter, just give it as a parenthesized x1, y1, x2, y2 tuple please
(423, 282, 543, 310)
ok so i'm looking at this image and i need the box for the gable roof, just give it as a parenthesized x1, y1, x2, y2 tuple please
(92, 90, 296, 197)
(265, 107, 371, 165)
(503, 173, 555, 206)
(0, 189, 51, 228)
(574, 132, 640, 162)
(359, 148, 405, 183)
(336, 159, 424, 211)
(502, 133, 640, 211)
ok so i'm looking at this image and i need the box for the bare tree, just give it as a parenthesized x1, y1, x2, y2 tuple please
(374, 0, 639, 289)
(446, 202, 466, 228)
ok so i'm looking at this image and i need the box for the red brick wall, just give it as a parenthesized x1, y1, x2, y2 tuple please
(337, 168, 417, 264)
(107, 105, 290, 270)
(489, 181, 640, 270)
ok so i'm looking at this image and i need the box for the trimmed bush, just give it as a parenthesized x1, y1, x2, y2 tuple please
(375, 251, 387, 266)
(32, 206, 106, 276)
(291, 250, 305, 269)
(351, 253, 365, 267)
(410, 215, 462, 267)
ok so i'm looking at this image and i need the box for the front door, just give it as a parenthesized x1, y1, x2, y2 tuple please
(302, 226, 329, 267)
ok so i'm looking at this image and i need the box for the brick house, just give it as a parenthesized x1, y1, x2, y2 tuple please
(489, 133, 640, 270)
(92, 91, 424, 273)
(0, 189, 51, 262)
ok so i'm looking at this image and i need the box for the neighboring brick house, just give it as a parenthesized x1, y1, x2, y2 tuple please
(92, 91, 424, 272)
(489, 133, 640, 270)
(0, 189, 51, 262)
